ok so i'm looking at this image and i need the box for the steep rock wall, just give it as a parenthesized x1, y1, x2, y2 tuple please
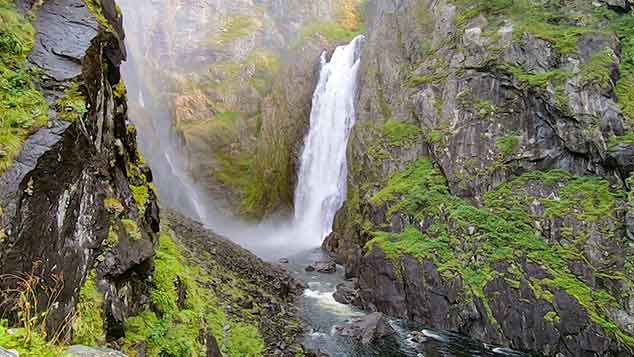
(0, 0, 159, 341)
(328, 0, 634, 355)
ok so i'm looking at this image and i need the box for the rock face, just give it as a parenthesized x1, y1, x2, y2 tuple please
(326, 0, 634, 355)
(118, 0, 365, 217)
(0, 0, 158, 339)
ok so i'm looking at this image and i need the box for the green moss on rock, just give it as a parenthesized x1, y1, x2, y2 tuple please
(0, 0, 48, 175)
(382, 120, 421, 147)
(121, 219, 142, 241)
(72, 272, 105, 346)
(55, 83, 88, 122)
(365, 160, 633, 347)
(122, 232, 265, 356)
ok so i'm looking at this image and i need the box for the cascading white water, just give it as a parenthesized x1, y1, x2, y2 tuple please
(293, 35, 364, 246)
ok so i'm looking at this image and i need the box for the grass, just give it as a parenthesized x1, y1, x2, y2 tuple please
(454, 0, 601, 55)
(0, 321, 61, 357)
(71, 272, 105, 346)
(121, 232, 265, 356)
(365, 160, 633, 346)
(580, 49, 616, 89)
(503, 65, 573, 89)
(613, 14, 634, 126)
(0, 0, 48, 175)
(496, 134, 520, 157)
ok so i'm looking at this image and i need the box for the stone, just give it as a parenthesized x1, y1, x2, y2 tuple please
(305, 260, 336, 273)
(333, 280, 359, 305)
(0, 348, 18, 357)
(64, 346, 126, 357)
(334, 312, 395, 345)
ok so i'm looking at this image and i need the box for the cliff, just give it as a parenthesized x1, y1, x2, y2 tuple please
(0, 1, 302, 355)
(326, 0, 634, 355)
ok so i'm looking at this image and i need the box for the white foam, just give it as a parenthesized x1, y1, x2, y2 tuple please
(303, 289, 363, 316)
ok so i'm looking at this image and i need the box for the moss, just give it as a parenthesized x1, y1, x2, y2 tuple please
(382, 120, 421, 147)
(213, 16, 261, 45)
(104, 197, 124, 215)
(122, 233, 265, 356)
(496, 134, 520, 157)
(130, 184, 149, 213)
(113, 80, 126, 99)
(0, 0, 48, 175)
(106, 225, 119, 246)
(544, 311, 560, 323)
(55, 83, 88, 122)
(365, 160, 633, 345)
(121, 219, 142, 241)
(72, 272, 105, 346)
(0, 321, 61, 357)
(83, 0, 114, 31)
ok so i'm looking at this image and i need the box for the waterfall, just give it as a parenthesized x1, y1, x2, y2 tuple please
(294, 35, 364, 246)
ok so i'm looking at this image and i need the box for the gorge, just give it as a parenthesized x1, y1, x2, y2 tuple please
(2, 0, 634, 356)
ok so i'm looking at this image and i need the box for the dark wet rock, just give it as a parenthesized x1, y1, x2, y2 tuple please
(305, 260, 336, 273)
(206, 331, 221, 357)
(29, 0, 99, 81)
(334, 312, 395, 345)
(608, 144, 634, 178)
(333, 279, 359, 305)
(64, 346, 126, 357)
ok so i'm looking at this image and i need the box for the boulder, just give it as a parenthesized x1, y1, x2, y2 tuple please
(0, 348, 18, 357)
(333, 279, 359, 305)
(64, 346, 126, 357)
(334, 312, 395, 345)
(305, 260, 336, 273)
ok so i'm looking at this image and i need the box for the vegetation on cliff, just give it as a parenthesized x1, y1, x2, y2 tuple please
(0, 0, 47, 175)
(366, 159, 633, 347)
(121, 231, 265, 356)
